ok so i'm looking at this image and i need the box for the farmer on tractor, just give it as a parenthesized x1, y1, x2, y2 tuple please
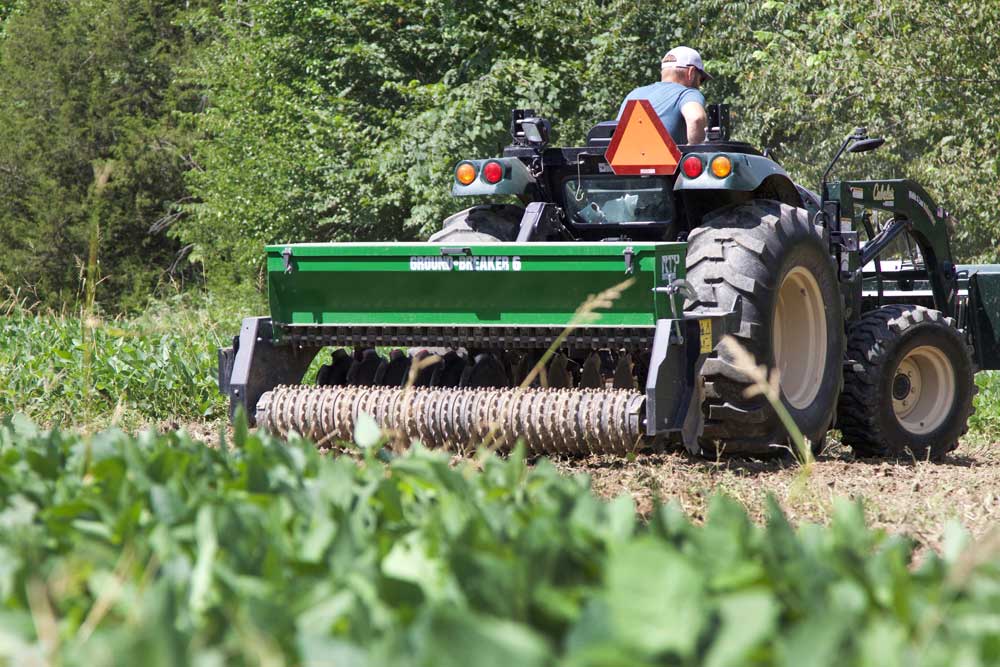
(618, 45, 710, 144)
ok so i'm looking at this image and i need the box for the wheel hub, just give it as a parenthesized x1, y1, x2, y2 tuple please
(892, 345, 956, 434)
(891, 373, 912, 401)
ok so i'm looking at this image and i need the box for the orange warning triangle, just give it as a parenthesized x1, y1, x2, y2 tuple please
(605, 99, 682, 176)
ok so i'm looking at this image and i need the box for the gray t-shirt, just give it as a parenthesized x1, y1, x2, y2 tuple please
(617, 82, 705, 144)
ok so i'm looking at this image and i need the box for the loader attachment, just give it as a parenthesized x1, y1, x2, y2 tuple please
(219, 241, 733, 454)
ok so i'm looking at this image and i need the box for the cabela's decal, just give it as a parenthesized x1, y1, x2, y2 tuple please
(409, 255, 522, 272)
(872, 184, 893, 203)
(908, 191, 936, 224)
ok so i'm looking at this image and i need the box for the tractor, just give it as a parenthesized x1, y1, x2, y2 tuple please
(217, 101, 1000, 459)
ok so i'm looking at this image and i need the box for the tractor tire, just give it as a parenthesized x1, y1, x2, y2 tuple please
(685, 199, 844, 456)
(427, 203, 523, 243)
(837, 305, 976, 460)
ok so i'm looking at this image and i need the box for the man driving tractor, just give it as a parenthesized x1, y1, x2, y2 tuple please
(618, 45, 710, 144)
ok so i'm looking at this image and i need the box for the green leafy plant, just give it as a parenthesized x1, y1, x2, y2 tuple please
(968, 371, 1000, 443)
(0, 416, 997, 666)
(0, 296, 236, 429)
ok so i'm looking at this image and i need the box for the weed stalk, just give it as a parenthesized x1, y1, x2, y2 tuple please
(82, 162, 113, 422)
(718, 335, 813, 472)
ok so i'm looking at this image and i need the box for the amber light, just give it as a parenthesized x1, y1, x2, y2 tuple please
(710, 155, 733, 178)
(682, 155, 703, 178)
(456, 162, 477, 185)
(483, 161, 504, 184)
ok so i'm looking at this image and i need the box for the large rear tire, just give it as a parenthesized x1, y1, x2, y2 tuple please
(685, 200, 844, 456)
(837, 305, 976, 459)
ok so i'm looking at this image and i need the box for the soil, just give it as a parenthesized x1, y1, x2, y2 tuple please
(552, 434, 1000, 553)
(159, 417, 999, 554)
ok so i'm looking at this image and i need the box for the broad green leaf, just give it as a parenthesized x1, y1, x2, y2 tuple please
(189, 505, 218, 615)
(300, 514, 337, 563)
(605, 538, 705, 657)
(354, 412, 382, 449)
(858, 620, 907, 667)
(0, 495, 36, 529)
(418, 606, 552, 667)
(299, 637, 369, 667)
(704, 590, 778, 667)
(382, 531, 456, 603)
(941, 520, 970, 564)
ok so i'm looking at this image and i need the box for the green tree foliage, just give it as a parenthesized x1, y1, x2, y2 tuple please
(182, 0, 665, 276)
(181, 0, 1000, 279)
(1, 1, 997, 303)
(0, 0, 22, 27)
(720, 0, 1000, 261)
(0, 0, 215, 308)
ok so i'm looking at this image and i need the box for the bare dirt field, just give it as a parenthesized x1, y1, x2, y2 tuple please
(554, 435, 1000, 552)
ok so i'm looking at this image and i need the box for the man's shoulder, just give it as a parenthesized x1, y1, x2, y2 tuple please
(626, 82, 702, 103)
(624, 82, 661, 98)
(678, 86, 706, 104)
(628, 81, 683, 94)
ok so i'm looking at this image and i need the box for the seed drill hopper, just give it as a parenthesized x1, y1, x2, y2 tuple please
(219, 102, 1000, 458)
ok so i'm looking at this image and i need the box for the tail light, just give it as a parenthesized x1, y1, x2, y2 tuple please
(710, 155, 733, 178)
(456, 162, 477, 185)
(682, 155, 703, 178)
(483, 161, 504, 184)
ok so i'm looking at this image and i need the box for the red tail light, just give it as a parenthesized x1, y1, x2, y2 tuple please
(682, 155, 703, 178)
(483, 161, 504, 184)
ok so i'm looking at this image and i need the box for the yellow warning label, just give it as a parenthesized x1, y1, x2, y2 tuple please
(699, 319, 713, 354)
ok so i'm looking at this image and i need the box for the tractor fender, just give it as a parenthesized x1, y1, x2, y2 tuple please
(451, 157, 535, 196)
(674, 153, 794, 194)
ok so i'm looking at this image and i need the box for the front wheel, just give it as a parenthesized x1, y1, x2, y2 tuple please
(837, 305, 976, 459)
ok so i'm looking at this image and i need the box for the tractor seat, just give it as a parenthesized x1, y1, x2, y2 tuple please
(586, 121, 619, 147)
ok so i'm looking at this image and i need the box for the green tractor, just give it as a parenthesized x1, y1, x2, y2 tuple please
(218, 102, 1000, 459)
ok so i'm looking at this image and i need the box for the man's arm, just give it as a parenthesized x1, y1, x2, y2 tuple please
(681, 101, 707, 144)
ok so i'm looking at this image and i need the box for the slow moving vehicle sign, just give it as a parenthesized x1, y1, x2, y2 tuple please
(605, 99, 682, 176)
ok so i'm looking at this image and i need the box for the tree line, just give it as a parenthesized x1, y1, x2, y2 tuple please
(0, 0, 998, 309)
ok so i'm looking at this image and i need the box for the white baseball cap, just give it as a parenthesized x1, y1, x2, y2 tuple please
(661, 46, 712, 80)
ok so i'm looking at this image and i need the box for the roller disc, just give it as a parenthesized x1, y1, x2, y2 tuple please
(257, 384, 645, 455)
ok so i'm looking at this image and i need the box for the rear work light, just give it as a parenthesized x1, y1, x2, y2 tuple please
(710, 155, 733, 178)
(456, 162, 477, 185)
(682, 155, 703, 178)
(482, 161, 504, 184)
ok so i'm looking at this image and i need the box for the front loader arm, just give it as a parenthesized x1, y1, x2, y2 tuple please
(834, 179, 958, 315)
